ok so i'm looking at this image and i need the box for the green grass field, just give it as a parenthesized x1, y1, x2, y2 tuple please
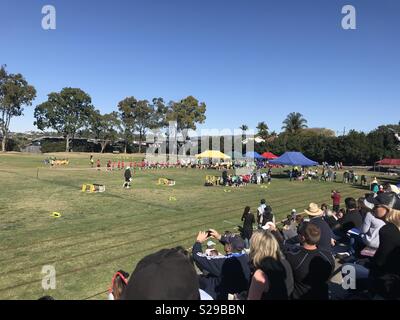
(0, 152, 395, 300)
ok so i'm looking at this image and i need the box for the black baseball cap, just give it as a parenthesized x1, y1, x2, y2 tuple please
(121, 248, 200, 300)
(220, 234, 245, 251)
(364, 192, 400, 210)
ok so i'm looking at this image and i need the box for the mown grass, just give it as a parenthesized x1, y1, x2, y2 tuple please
(0, 152, 395, 300)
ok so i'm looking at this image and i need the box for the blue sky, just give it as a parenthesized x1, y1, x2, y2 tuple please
(1, 0, 399, 135)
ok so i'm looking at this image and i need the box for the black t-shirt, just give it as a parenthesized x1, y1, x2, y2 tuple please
(285, 246, 334, 300)
(124, 169, 132, 180)
(324, 215, 339, 229)
(241, 213, 255, 239)
(338, 210, 363, 232)
(259, 257, 294, 300)
(371, 222, 400, 278)
(310, 216, 333, 252)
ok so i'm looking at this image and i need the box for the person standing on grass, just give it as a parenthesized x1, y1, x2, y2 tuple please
(257, 199, 267, 228)
(123, 166, 132, 188)
(222, 169, 228, 186)
(267, 168, 272, 184)
(331, 190, 341, 213)
(96, 159, 101, 171)
(241, 206, 255, 249)
(90, 154, 94, 168)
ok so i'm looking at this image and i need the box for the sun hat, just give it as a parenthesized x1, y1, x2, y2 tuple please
(304, 203, 323, 216)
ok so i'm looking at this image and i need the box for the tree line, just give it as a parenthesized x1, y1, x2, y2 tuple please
(1, 65, 206, 153)
(1, 66, 399, 165)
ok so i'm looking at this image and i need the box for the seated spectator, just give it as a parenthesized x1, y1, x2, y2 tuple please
(121, 247, 200, 300)
(321, 203, 332, 217)
(359, 197, 385, 249)
(107, 270, 129, 300)
(334, 197, 362, 235)
(192, 229, 251, 300)
(304, 203, 334, 252)
(324, 208, 342, 230)
(342, 193, 400, 298)
(247, 230, 294, 300)
(285, 222, 335, 300)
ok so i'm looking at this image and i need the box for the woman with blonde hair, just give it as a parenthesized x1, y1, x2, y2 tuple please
(247, 230, 293, 300)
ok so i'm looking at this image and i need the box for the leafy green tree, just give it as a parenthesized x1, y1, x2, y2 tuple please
(166, 96, 206, 154)
(89, 110, 121, 153)
(118, 97, 168, 154)
(282, 112, 308, 134)
(0, 66, 36, 152)
(34, 88, 94, 152)
(117, 97, 137, 153)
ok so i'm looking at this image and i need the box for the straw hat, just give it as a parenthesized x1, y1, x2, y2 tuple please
(304, 203, 323, 216)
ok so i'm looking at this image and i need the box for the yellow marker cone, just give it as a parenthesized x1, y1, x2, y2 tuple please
(51, 212, 61, 218)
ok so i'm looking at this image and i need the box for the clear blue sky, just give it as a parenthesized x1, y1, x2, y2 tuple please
(1, 0, 399, 135)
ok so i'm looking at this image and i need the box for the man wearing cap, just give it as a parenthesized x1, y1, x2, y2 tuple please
(192, 229, 251, 300)
(304, 203, 334, 252)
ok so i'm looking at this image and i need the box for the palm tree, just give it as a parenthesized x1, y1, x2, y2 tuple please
(256, 122, 269, 140)
(282, 112, 308, 134)
(239, 124, 248, 140)
(239, 124, 248, 133)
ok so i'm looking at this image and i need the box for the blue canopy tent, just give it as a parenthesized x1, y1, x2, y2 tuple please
(244, 151, 264, 160)
(269, 151, 319, 166)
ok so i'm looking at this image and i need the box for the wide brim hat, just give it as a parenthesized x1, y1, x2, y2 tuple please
(304, 203, 323, 216)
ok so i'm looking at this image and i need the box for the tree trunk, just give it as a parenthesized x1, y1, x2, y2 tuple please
(124, 141, 127, 154)
(1, 135, 6, 152)
(138, 134, 142, 154)
(65, 135, 70, 152)
(100, 141, 107, 153)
